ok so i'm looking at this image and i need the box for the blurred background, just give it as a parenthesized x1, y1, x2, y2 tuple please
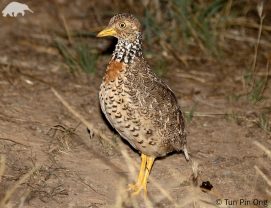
(0, 0, 270, 207)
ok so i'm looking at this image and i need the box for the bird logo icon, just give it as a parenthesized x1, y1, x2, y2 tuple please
(2, 1, 33, 17)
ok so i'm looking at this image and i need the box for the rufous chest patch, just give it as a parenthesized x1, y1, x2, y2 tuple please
(104, 60, 126, 83)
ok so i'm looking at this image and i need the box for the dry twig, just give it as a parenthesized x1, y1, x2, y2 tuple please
(254, 166, 271, 187)
(0, 167, 37, 207)
(253, 141, 271, 159)
(0, 137, 31, 148)
(0, 155, 5, 183)
(51, 88, 115, 148)
(224, 33, 271, 48)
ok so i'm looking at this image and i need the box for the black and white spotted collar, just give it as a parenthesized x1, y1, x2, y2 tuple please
(112, 32, 143, 64)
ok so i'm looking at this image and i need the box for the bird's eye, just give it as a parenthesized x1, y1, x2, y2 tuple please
(119, 22, 126, 28)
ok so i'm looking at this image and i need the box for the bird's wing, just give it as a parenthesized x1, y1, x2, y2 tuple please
(127, 58, 186, 141)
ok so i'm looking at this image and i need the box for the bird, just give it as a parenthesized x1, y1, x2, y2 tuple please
(97, 13, 189, 195)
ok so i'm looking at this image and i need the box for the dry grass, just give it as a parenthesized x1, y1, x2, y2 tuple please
(0, 156, 37, 208)
(254, 141, 271, 197)
(0, 0, 270, 207)
(0, 155, 5, 184)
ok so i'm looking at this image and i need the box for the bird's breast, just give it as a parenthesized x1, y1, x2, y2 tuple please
(103, 60, 127, 83)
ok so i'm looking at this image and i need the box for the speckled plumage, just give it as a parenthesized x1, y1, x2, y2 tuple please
(99, 14, 188, 158)
(97, 13, 189, 195)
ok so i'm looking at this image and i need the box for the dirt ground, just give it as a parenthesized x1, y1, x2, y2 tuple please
(0, 1, 270, 208)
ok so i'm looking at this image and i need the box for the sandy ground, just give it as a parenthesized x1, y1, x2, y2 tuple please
(0, 1, 270, 207)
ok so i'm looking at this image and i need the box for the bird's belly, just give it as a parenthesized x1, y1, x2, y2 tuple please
(99, 82, 139, 149)
(99, 82, 172, 156)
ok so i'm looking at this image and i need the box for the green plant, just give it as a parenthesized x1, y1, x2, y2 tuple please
(169, 0, 228, 55)
(185, 104, 197, 123)
(55, 40, 97, 74)
(247, 78, 266, 103)
(142, 9, 162, 46)
(227, 93, 242, 103)
(154, 59, 167, 76)
(135, 0, 231, 58)
(258, 112, 270, 133)
(55, 40, 78, 73)
(246, 0, 268, 104)
(226, 111, 242, 126)
(76, 44, 97, 74)
(246, 59, 269, 104)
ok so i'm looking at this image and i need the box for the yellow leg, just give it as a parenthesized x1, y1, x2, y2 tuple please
(128, 154, 147, 190)
(137, 154, 147, 185)
(141, 156, 155, 196)
(131, 155, 155, 196)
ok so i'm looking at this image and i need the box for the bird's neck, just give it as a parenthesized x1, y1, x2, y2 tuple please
(112, 32, 143, 64)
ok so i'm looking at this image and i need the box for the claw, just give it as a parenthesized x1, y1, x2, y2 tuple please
(127, 154, 154, 197)
(128, 183, 138, 191)
(128, 183, 147, 196)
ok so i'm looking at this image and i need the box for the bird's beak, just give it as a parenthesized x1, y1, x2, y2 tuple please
(97, 27, 117, 37)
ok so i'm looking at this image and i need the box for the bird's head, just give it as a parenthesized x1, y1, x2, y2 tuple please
(97, 13, 141, 42)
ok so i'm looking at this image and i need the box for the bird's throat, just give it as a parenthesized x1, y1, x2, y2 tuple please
(112, 33, 142, 64)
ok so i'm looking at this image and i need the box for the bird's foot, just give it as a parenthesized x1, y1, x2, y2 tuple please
(128, 183, 147, 196)
(128, 183, 138, 191)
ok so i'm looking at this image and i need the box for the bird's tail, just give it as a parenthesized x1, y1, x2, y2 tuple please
(183, 145, 190, 161)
